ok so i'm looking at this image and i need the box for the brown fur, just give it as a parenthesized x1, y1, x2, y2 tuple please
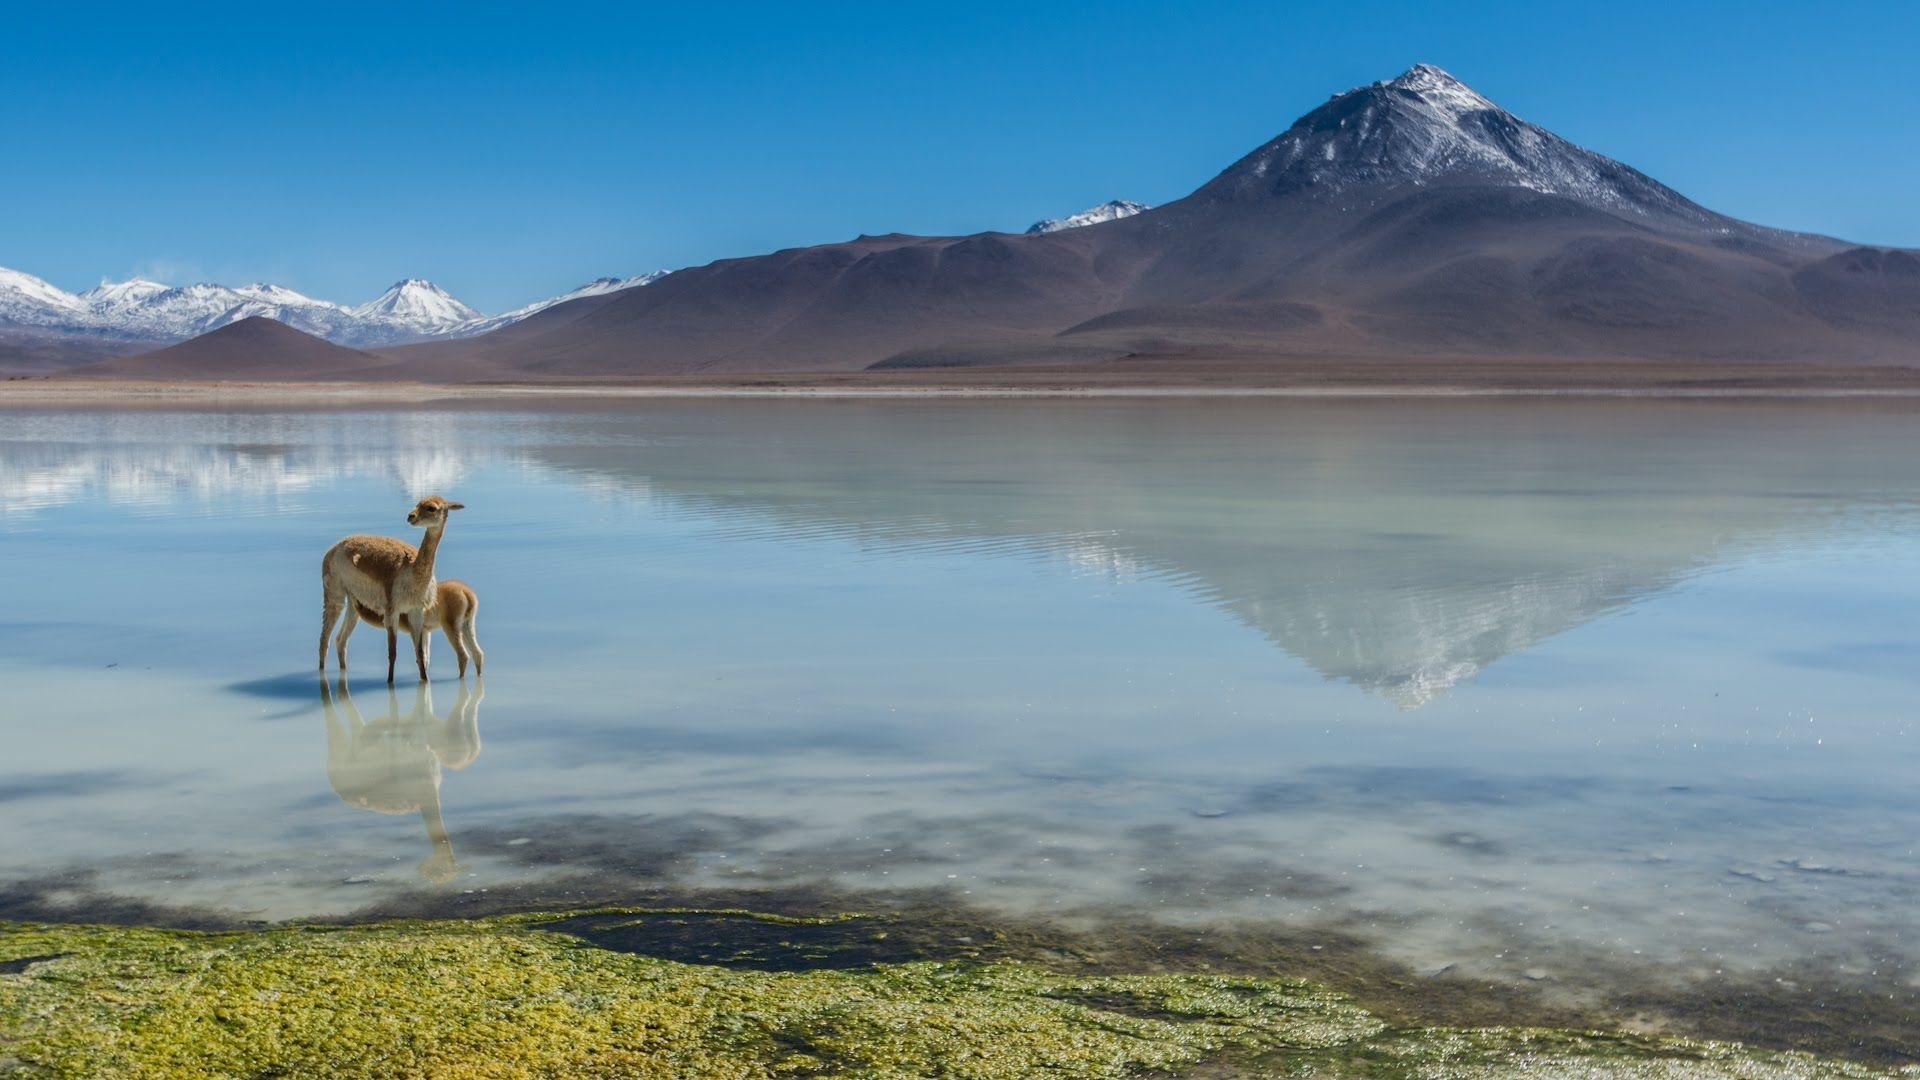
(345, 580, 485, 677)
(319, 496, 467, 682)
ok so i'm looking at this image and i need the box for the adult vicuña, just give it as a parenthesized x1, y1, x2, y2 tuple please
(319, 495, 465, 683)
(337, 579, 486, 678)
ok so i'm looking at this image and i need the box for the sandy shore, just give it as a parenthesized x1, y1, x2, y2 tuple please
(11, 357, 1920, 402)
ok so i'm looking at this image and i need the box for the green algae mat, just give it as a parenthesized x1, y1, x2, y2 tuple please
(0, 912, 1908, 1079)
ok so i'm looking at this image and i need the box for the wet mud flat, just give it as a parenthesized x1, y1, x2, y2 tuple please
(19, 354, 1920, 401)
(2, 877, 1914, 1077)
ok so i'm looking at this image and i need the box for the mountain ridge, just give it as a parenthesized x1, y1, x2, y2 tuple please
(42, 64, 1920, 381)
(391, 63, 1912, 379)
(0, 268, 672, 366)
(1028, 200, 1152, 234)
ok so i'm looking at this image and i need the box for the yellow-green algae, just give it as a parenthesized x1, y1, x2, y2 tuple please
(0, 913, 1909, 1079)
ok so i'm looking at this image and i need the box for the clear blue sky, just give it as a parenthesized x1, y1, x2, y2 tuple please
(7, 0, 1917, 313)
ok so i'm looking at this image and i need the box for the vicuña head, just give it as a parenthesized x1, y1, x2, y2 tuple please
(406, 495, 464, 528)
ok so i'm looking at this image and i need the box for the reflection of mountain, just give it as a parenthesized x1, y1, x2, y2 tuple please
(321, 679, 483, 882)
(513, 401, 1919, 706)
(0, 412, 469, 519)
(7, 402, 1915, 705)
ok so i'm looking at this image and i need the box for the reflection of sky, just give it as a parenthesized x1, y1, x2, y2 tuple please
(1, 401, 1919, 999)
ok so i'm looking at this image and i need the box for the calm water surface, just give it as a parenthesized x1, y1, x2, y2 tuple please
(2, 399, 1916, 1017)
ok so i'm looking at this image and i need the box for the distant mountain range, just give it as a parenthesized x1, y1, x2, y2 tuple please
(39, 64, 1920, 380)
(0, 267, 669, 368)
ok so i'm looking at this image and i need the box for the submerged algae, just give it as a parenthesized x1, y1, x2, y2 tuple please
(0, 913, 1908, 1079)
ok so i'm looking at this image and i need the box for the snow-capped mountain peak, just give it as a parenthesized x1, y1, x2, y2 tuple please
(1202, 63, 1714, 227)
(79, 278, 169, 313)
(1027, 199, 1151, 234)
(1382, 63, 1497, 120)
(351, 279, 481, 331)
(234, 282, 342, 310)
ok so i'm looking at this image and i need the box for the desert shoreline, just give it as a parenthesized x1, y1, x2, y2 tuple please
(13, 357, 1920, 403)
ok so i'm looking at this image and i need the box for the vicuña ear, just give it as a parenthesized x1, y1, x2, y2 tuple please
(447, 502, 466, 511)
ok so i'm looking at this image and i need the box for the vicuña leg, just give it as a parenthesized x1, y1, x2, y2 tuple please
(334, 603, 360, 672)
(385, 584, 398, 685)
(319, 582, 343, 672)
(462, 616, 484, 677)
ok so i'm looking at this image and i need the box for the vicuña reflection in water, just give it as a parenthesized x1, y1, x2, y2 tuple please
(319, 678, 483, 883)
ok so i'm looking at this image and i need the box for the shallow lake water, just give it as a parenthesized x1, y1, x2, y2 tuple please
(2, 398, 1917, 1036)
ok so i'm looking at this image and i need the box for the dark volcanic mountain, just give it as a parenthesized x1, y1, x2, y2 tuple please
(386, 64, 1918, 378)
(38, 67, 1917, 382)
(74, 317, 391, 381)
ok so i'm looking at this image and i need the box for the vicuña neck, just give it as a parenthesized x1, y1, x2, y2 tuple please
(415, 524, 445, 569)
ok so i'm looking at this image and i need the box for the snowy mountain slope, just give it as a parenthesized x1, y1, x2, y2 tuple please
(1196, 64, 1728, 231)
(1027, 200, 1151, 234)
(77, 280, 350, 341)
(235, 283, 340, 309)
(1, 267, 100, 331)
(81, 278, 175, 321)
(452, 271, 669, 337)
(349, 279, 482, 339)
